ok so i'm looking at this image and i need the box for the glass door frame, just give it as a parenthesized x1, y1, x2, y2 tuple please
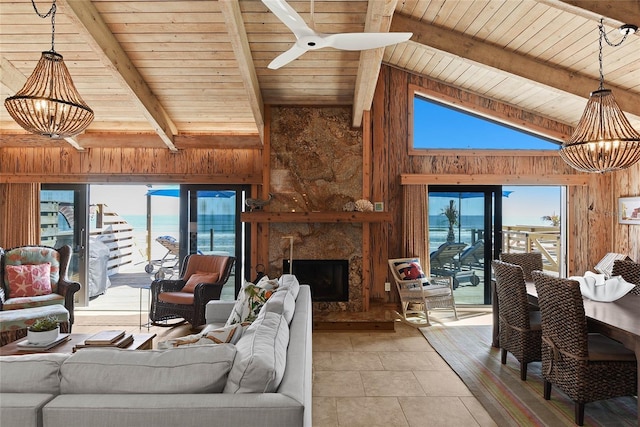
(428, 185, 502, 305)
(40, 184, 90, 306)
(179, 184, 248, 297)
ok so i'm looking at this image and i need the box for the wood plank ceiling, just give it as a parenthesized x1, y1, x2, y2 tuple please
(0, 0, 639, 150)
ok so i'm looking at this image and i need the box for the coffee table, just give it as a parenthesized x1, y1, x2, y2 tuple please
(0, 333, 156, 356)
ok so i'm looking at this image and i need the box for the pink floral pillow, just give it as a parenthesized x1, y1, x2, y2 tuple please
(6, 263, 52, 297)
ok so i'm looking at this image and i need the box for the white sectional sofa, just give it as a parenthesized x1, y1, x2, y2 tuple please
(0, 276, 312, 427)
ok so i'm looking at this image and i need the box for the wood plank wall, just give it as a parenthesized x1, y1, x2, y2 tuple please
(0, 146, 263, 184)
(371, 65, 627, 302)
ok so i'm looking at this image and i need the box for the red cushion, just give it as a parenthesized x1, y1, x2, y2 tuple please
(182, 272, 220, 293)
(6, 263, 52, 297)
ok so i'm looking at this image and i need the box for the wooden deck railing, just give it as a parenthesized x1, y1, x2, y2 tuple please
(502, 226, 560, 272)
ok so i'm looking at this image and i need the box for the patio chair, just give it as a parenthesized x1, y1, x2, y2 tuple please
(150, 254, 235, 328)
(491, 260, 541, 380)
(429, 242, 467, 288)
(499, 252, 543, 282)
(389, 257, 458, 326)
(532, 271, 637, 426)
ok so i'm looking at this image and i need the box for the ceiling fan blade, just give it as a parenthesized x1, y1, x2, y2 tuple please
(268, 44, 308, 69)
(324, 32, 412, 51)
(262, 0, 314, 38)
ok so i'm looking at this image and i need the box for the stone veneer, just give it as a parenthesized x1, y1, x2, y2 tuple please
(268, 106, 364, 312)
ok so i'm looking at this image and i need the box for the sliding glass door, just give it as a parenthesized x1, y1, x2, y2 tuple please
(40, 185, 89, 306)
(179, 185, 247, 299)
(428, 186, 502, 305)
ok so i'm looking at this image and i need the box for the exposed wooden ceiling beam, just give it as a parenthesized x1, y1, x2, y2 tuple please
(390, 14, 640, 120)
(219, 0, 264, 144)
(352, 0, 398, 128)
(1, 57, 84, 151)
(58, 0, 178, 151)
(539, 1, 640, 28)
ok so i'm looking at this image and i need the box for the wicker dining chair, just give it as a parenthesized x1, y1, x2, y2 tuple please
(611, 259, 640, 295)
(532, 271, 637, 426)
(491, 260, 541, 380)
(499, 252, 543, 282)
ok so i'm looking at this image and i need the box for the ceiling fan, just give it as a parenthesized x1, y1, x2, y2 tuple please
(262, 0, 412, 70)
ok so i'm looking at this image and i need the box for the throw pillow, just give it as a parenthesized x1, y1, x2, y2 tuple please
(182, 271, 220, 293)
(226, 283, 276, 326)
(393, 259, 429, 284)
(157, 324, 242, 349)
(6, 263, 52, 298)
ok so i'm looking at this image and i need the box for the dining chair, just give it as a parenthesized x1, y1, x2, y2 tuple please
(388, 258, 458, 326)
(611, 259, 640, 295)
(532, 271, 637, 426)
(499, 252, 543, 282)
(491, 260, 541, 380)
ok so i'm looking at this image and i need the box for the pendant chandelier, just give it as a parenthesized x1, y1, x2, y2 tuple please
(559, 19, 640, 173)
(4, 0, 93, 139)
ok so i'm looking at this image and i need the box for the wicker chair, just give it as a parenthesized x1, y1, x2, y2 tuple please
(532, 271, 637, 426)
(150, 254, 235, 328)
(611, 259, 640, 295)
(491, 260, 542, 380)
(499, 252, 543, 282)
(388, 258, 458, 326)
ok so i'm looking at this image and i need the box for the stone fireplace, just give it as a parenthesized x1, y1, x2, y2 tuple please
(267, 106, 365, 312)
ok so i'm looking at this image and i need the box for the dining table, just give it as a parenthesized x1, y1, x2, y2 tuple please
(492, 280, 640, 422)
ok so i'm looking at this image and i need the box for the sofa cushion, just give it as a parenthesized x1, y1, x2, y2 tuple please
(257, 287, 296, 325)
(157, 324, 243, 349)
(224, 311, 289, 393)
(0, 353, 70, 394)
(182, 271, 220, 293)
(278, 274, 300, 300)
(2, 293, 65, 311)
(6, 263, 52, 297)
(60, 345, 236, 394)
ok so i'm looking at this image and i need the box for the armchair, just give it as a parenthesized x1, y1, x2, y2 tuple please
(150, 254, 235, 328)
(0, 245, 81, 342)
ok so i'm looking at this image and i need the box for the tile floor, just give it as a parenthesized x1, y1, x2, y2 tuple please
(312, 312, 498, 427)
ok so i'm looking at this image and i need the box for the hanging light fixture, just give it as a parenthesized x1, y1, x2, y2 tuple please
(4, 0, 93, 139)
(559, 19, 640, 173)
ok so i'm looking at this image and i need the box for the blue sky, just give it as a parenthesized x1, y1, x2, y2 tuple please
(413, 96, 560, 150)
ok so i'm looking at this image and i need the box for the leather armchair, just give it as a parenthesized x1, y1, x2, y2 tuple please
(149, 254, 235, 328)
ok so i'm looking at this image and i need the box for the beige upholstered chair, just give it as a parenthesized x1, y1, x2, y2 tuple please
(532, 271, 637, 426)
(388, 258, 457, 326)
(499, 252, 543, 282)
(491, 260, 541, 380)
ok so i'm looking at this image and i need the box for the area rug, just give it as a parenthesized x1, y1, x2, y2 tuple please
(420, 324, 637, 426)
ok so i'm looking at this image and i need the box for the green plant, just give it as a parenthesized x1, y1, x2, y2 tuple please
(441, 200, 458, 227)
(29, 316, 59, 332)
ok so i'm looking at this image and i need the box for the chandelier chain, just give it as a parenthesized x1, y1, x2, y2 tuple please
(31, 0, 57, 52)
(598, 18, 632, 90)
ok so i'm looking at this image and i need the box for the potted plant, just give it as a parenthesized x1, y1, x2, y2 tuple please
(442, 199, 458, 243)
(27, 316, 60, 344)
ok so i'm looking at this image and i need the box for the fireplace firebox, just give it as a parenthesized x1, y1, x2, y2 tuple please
(283, 259, 349, 302)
